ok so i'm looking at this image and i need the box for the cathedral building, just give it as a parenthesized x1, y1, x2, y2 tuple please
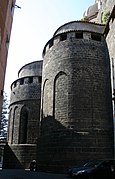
(3, 0, 115, 172)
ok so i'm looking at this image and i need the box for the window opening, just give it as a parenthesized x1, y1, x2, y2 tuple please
(28, 77, 33, 83)
(39, 76, 42, 83)
(91, 34, 101, 41)
(60, 33, 67, 41)
(19, 108, 28, 144)
(20, 78, 24, 85)
(75, 32, 83, 39)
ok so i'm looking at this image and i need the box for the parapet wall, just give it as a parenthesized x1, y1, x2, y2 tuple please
(43, 30, 105, 57)
(10, 76, 41, 104)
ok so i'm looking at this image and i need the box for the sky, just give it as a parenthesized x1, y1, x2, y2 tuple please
(4, 0, 95, 99)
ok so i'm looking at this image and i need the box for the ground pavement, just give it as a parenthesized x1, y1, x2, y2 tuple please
(0, 169, 68, 179)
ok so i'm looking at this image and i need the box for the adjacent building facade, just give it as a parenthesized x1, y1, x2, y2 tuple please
(83, 0, 115, 158)
(0, 0, 16, 118)
(0, 0, 16, 168)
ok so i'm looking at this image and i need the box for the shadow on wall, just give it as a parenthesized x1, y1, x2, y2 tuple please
(37, 115, 108, 173)
(2, 143, 23, 169)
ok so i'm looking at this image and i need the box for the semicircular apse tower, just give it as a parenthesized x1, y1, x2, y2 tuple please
(38, 21, 114, 172)
(5, 60, 42, 169)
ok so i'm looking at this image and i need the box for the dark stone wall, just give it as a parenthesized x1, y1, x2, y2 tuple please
(3, 143, 37, 169)
(106, 12, 115, 156)
(86, 0, 115, 161)
(38, 26, 114, 172)
(8, 101, 40, 144)
(10, 76, 41, 104)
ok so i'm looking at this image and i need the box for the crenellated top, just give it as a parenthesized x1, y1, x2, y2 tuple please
(10, 75, 42, 105)
(42, 21, 105, 57)
(11, 76, 42, 91)
(9, 60, 43, 106)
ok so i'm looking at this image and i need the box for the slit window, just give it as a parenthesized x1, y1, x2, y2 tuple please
(20, 78, 24, 85)
(19, 107, 28, 144)
(60, 33, 67, 41)
(91, 34, 101, 41)
(75, 32, 83, 39)
(28, 77, 33, 83)
(49, 39, 53, 48)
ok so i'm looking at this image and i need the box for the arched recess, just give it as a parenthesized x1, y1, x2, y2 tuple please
(18, 106, 28, 144)
(11, 106, 18, 144)
(53, 71, 68, 124)
(42, 79, 49, 118)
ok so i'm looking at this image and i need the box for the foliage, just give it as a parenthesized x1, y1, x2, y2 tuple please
(81, 16, 89, 21)
(101, 11, 110, 24)
(0, 92, 9, 140)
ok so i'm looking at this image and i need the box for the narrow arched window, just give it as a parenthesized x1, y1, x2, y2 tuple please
(53, 71, 68, 122)
(42, 79, 49, 118)
(19, 107, 28, 144)
(11, 106, 18, 144)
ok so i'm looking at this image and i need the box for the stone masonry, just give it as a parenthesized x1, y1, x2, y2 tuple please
(4, 0, 115, 173)
(37, 21, 114, 172)
(3, 61, 42, 169)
